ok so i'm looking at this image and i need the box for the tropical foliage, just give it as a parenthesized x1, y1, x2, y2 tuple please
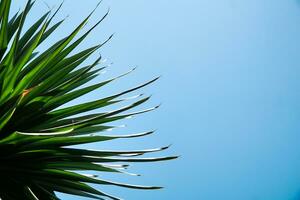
(0, 0, 176, 199)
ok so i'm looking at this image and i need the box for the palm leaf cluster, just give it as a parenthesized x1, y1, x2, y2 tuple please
(0, 0, 176, 199)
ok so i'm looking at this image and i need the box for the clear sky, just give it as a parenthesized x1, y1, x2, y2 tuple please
(12, 0, 300, 199)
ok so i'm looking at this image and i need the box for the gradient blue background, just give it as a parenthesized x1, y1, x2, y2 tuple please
(12, 0, 300, 199)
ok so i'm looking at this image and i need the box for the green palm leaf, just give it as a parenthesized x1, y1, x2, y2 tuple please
(0, 1, 176, 199)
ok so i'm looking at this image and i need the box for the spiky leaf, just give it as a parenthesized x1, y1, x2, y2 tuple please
(0, 1, 176, 199)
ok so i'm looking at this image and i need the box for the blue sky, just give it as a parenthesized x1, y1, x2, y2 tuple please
(13, 0, 300, 199)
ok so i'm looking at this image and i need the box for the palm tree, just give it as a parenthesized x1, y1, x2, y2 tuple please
(0, 0, 176, 199)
